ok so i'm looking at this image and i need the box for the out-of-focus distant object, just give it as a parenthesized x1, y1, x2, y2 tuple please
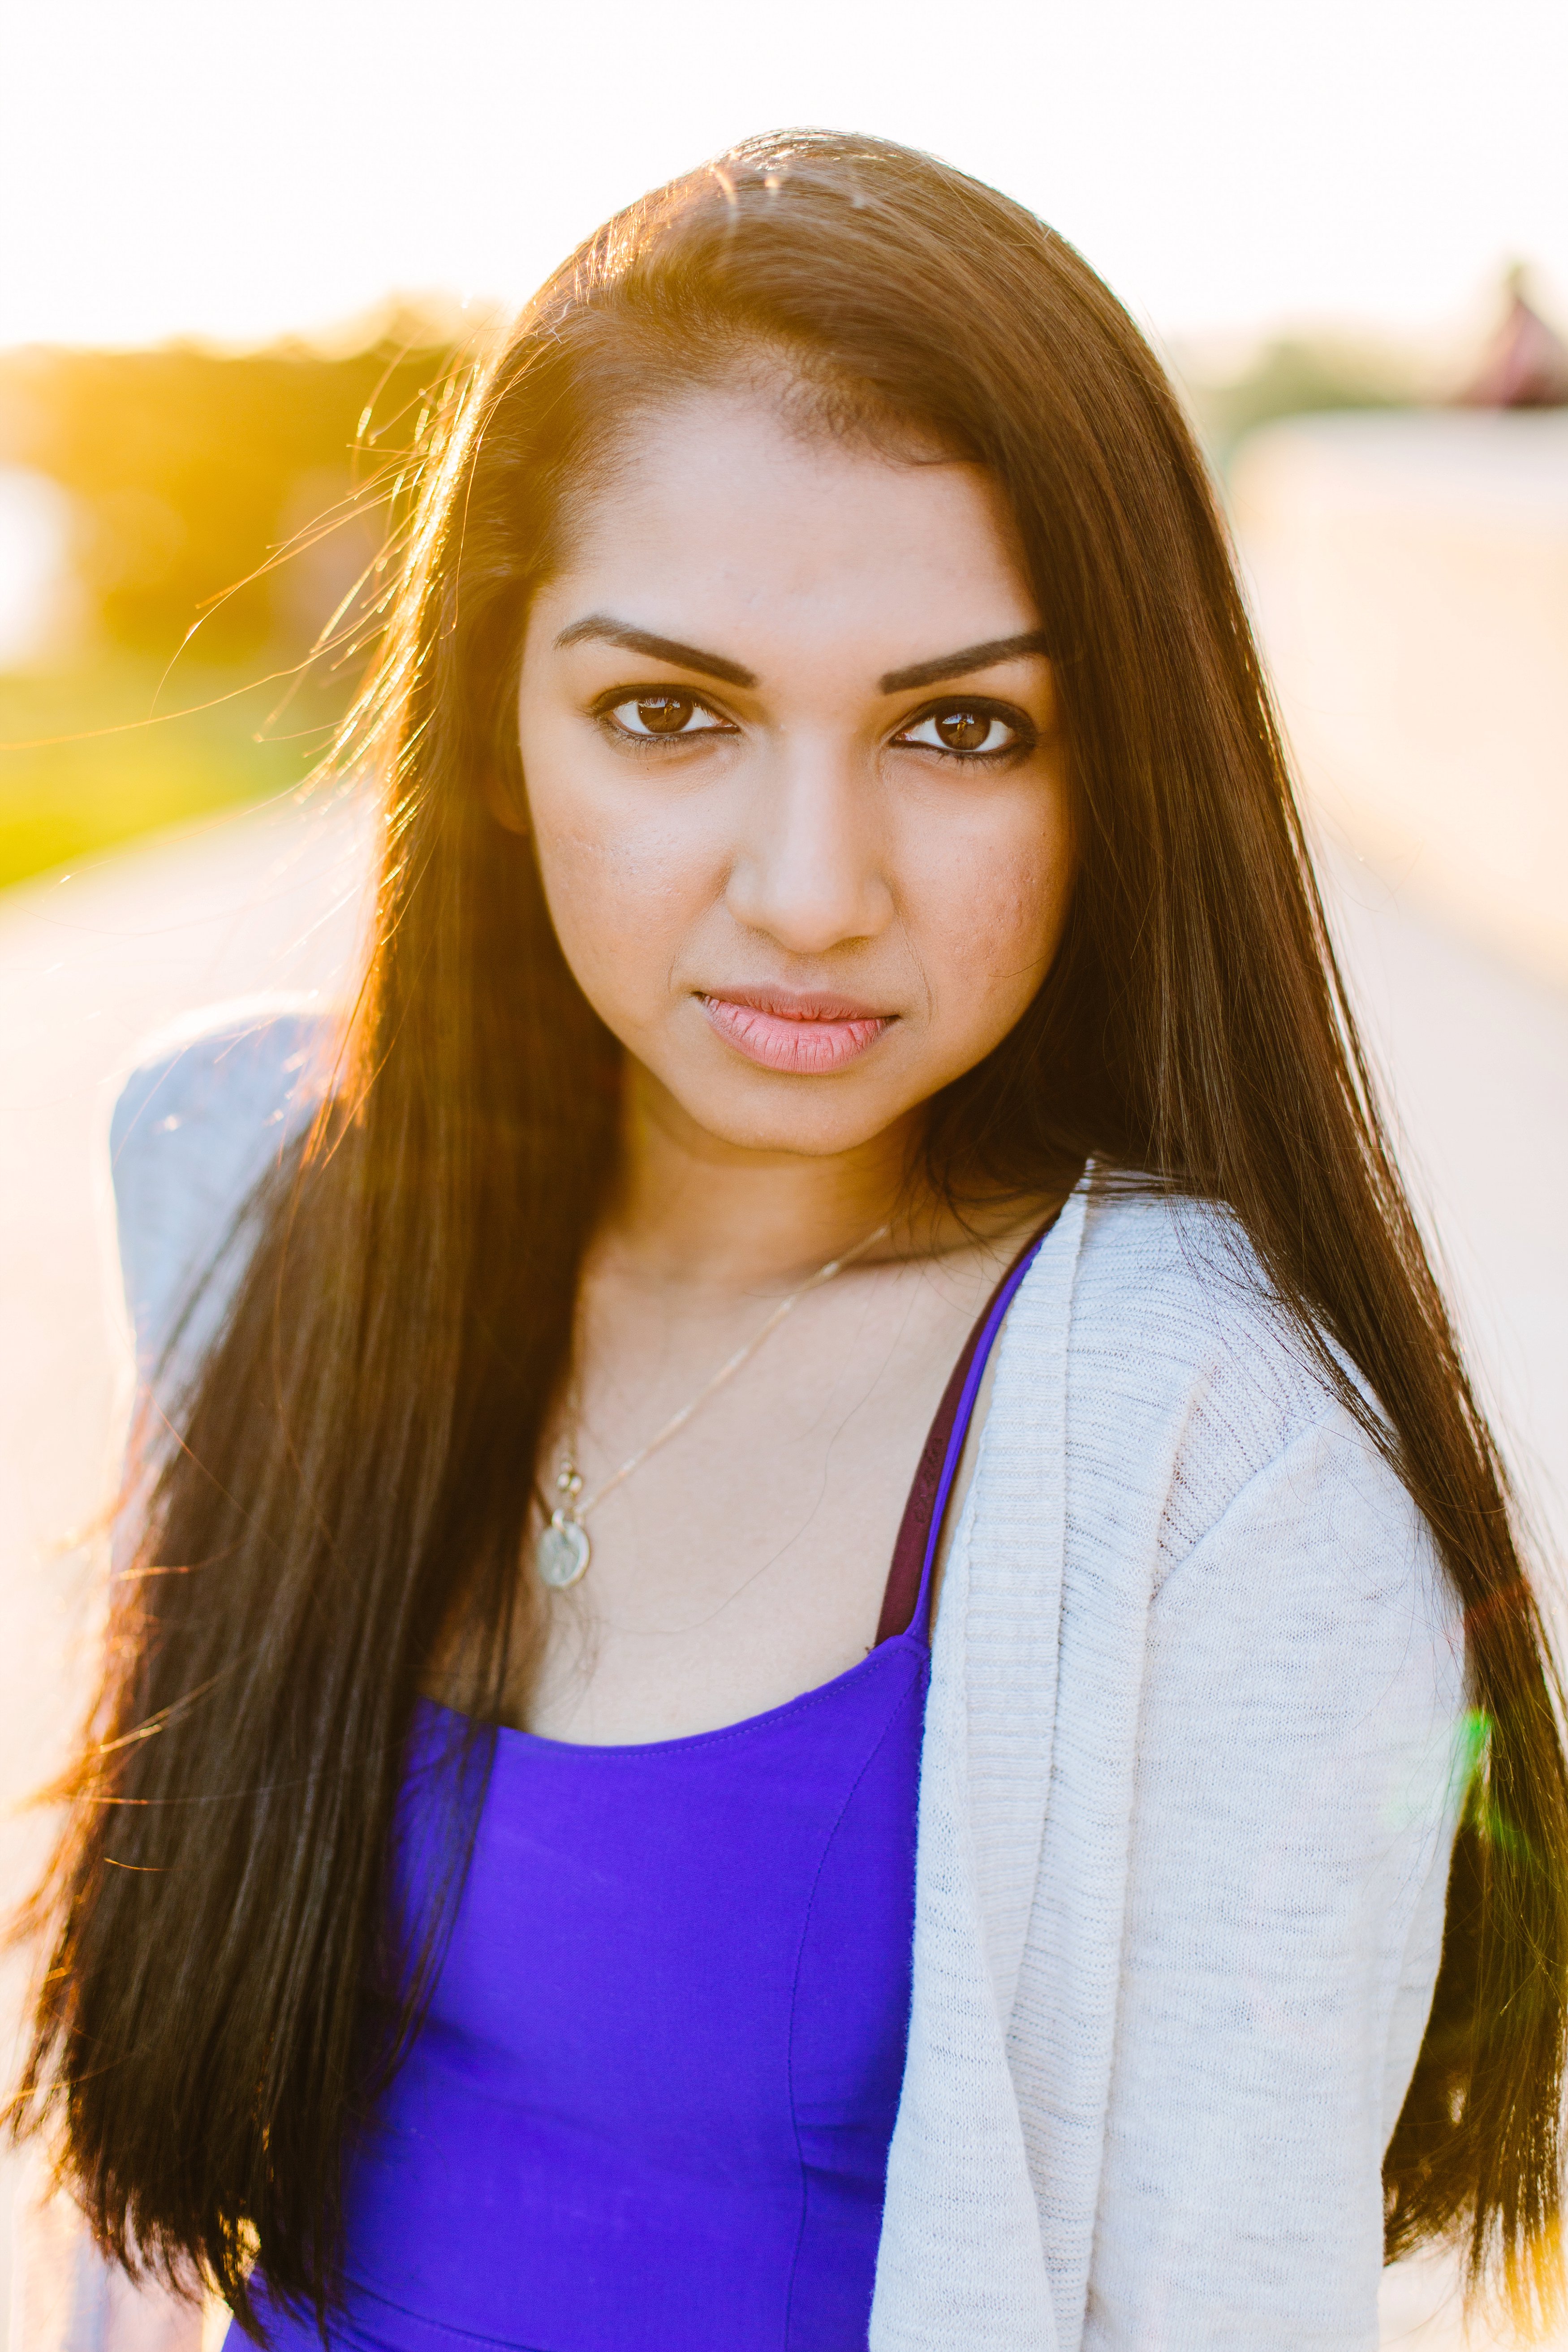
(1460, 264, 1568, 410)
(1233, 377, 1568, 987)
(1173, 329, 1422, 469)
(0, 466, 81, 666)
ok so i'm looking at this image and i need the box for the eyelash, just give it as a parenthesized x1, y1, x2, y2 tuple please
(590, 688, 1035, 764)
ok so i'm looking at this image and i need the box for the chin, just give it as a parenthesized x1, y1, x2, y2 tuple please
(701, 1103, 902, 1160)
(664, 1070, 916, 1162)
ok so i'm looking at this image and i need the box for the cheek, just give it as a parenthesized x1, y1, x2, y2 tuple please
(533, 820, 689, 998)
(910, 807, 1071, 1030)
(522, 748, 721, 1018)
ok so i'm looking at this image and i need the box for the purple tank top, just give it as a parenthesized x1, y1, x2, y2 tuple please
(251, 1229, 1048, 2352)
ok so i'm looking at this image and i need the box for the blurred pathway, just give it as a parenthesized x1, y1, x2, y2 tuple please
(0, 792, 1564, 2347)
(0, 792, 366, 2343)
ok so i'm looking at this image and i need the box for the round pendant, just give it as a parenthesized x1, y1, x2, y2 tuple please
(537, 1513, 591, 1590)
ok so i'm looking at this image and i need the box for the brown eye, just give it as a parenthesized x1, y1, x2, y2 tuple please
(634, 694, 695, 734)
(605, 692, 730, 741)
(935, 709, 994, 752)
(896, 706, 1021, 758)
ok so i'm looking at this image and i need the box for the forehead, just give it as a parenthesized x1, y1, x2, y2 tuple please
(545, 387, 1038, 668)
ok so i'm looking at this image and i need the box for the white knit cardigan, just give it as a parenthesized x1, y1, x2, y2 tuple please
(44, 1007, 1469, 2352)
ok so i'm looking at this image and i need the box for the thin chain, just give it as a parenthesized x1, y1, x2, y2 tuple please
(560, 1221, 891, 1523)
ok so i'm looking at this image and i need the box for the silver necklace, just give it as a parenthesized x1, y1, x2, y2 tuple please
(535, 1223, 891, 1590)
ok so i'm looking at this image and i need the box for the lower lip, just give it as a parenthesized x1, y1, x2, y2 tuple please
(699, 996, 894, 1074)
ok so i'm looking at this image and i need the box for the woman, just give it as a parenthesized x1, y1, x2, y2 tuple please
(14, 131, 1568, 2350)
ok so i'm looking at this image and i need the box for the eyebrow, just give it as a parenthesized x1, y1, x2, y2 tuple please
(879, 631, 1051, 694)
(553, 615, 1051, 698)
(554, 615, 756, 689)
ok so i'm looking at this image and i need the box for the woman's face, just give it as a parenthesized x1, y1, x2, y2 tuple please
(511, 384, 1074, 1164)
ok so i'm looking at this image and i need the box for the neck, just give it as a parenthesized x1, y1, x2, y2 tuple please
(602, 1064, 928, 1297)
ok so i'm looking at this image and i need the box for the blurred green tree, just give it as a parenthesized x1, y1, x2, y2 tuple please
(0, 310, 465, 887)
(1176, 333, 1420, 470)
(0, 308, 460, 665)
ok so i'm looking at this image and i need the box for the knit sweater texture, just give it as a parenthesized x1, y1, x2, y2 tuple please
(92, 1005, 1468, 2352)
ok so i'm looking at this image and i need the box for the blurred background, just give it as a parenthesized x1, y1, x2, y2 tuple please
(2, 2, 1565, 2343)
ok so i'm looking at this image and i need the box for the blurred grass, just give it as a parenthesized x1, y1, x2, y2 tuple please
(0, 654, 332, 888)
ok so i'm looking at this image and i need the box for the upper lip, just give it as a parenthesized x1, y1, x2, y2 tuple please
(698, 986, 893, 1023)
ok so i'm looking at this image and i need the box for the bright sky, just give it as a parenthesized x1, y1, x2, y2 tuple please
(3, 0, 1565, 351)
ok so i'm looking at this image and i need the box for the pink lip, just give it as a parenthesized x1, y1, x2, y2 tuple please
(698, 988, 895, 1074)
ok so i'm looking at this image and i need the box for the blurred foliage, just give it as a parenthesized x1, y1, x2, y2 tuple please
(0, 312, 457, 660)
(0, 310, 460, 887)
(1176, 332, 1424, 470)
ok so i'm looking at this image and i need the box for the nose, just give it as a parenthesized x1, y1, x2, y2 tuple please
(723, 735, 895, 955)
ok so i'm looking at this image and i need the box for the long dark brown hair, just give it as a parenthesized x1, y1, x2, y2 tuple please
(14, 129, 1568, 2333)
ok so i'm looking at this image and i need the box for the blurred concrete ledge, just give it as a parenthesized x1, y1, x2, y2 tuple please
(1234, 409, 1568, 989)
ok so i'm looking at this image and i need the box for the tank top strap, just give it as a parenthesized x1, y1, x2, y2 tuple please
(874, 1213, 1060, 1649)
